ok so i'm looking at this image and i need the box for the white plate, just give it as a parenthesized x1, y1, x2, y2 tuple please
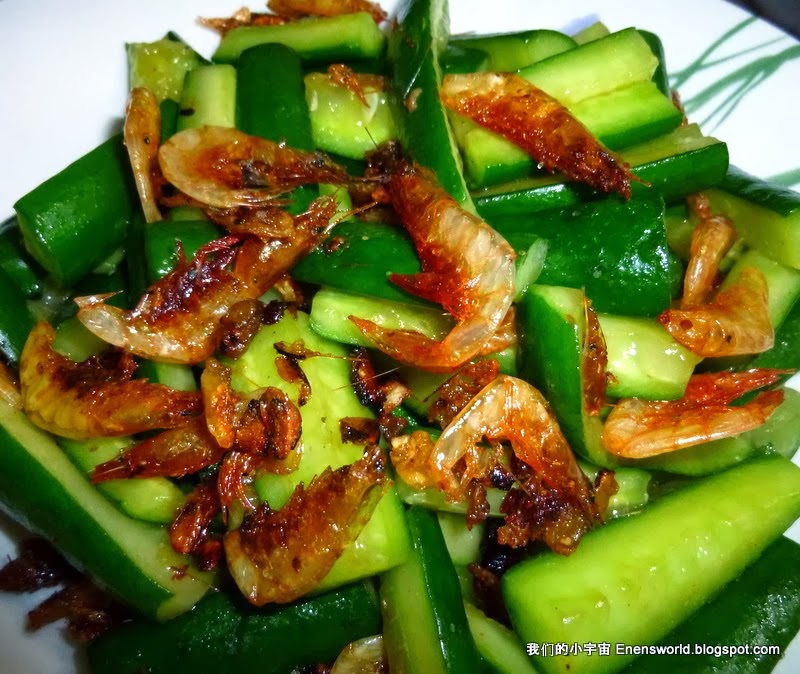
(0, 1, 798, 672)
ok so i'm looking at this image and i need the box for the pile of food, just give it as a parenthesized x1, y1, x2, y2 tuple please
(1, 0, 799, 672)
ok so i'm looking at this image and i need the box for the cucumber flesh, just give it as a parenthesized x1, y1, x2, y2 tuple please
(502, 456, 800, 674)
(464, 602, 538, 674)
(449, 29, 576, 71)
(177, 65, 236, 130)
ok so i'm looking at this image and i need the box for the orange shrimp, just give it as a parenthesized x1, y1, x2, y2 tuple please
(582, 298, 608, 416)
(158, 126, 350, 209)
(440, 72, 638, 198)
(659, 266, 773, 357)
(681, 193, 737, 306)
(349, 161, 516, 372)
(19, 322, 201, 439)
(91, 417, 224, 482)
(199, 7, 289, 35)
(124, 87, 163, 223)
(169, 478, 221, 557)
(327, 64, 385, 106)
(76, 197, 336, 364)
(602, 369, 789, 459)
(267, 0, 387, 23)
(224, 446, 388, 605)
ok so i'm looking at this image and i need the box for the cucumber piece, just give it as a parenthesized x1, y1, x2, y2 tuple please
(474, 123, 728, 217)
(638, 30, 670, 96)
(227, 310, 410, 592)
(464, 602, 538, 674)
(0, 267, 36, 366)
(625, 535, 800, 674)
(144, 219, 222, 283)
(517, 285, 617, 467)
(449, 29, 576, 71)
(437, 512, 484, 566)
(571, 21, 610, 45)
(177, 64, 236, 130)
(0, 398, 210, 619)
(502, 456, 800, 674)
(390, 0, 473, 206)
(441, 44, 490, 75)
(460, 80, 681, 188)
(0, 225, 42, 298)
(749, 296, 800, 370)
(213, 12, 385, 64)
(14, 134, 137, 286)
(309, 287, 452, 347)
(380, 506, 482, 674)
(579, 460, 651, 518)
(516, 27, 657, 106)
(127, 35, 203, 102)
(634, 386, 800, 476)
(599, 314, 701, 400)
(305, 71, 399, 160)
(52, 317, 107, 362)
(88, 580, 381, 674)
(59, 437, 184, 524)
(706, 165, 800, 269)
(295, 196, 674, 318)
(397, 479, 507, 517)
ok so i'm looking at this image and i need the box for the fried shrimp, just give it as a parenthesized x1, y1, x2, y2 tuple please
(681, 193, 737, 306)
(659, 266, 773, 357)
(199, 7, 289, 34)
(267, 0, 387, 23)
(224, 446, 388, 605)
(602, 369, 789, 458)
(76, 197, 336, 364)
(158, 126, 350, 208)
(440, 72, 638, 198)
(350, 161, 516, 372)
(124, 87, 163, 223)
(327, 64, 385, 106)
(18, 322, 201, 439)
(91, 417, 224, 482)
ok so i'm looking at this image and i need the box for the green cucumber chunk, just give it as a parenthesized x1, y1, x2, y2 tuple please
(706, 165, 800, 269)
(516, 27, 657, 106)
(59, 437, 184, 524)
(571, 21, 610, 45)
(625, 535, 800, 674)
(441, 44, 490, 74)
(127, 35, 203, 102)
(0, 225, 42, 298)
(177, 64, 236, 130)
(144, 219, 222, 283)
(305, 71, 399, 160)
(502, 455, 800, 674)
(437, 512, 484, 566)
(474, 123, 727, 218)
(0, 398, 210, 619)
(380, 506, 482, 674)
(450, 29, 576, 71)
(213, 12, 386, 64)
(517, 285, 617, 467)
(0, 267, 36, 365)
(390, 0, 473, 206)
(14, 134, 137, 286)
(227, 310, 410, 592)
(464, 602, 539, 674)
(749, 297, 800, 370)
(632, 386, 800, 476)
(599, 314, 701, 400)
(87, 580, 381, 674)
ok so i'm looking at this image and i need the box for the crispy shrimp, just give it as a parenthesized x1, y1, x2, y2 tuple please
(582, 299, 608, 416)
(76, 197, 336, 364)
(158, 126, 350, 209)
(327, 64, 385, 106)
(124, 87, 163, 223)
(169, 478, 221, 557)
(681, 193, 737, 306)
(350, 161, 516, 372)
(19, 322, 201, 439)
(199, 7, 289, 34)
(91, 417, 224, 483)
(267, 0, 387, 23)
(602, 369, 789, 458)
(224, 445, 388, 605)
(659, 266, 773, 357)
(440, 72, 638, 198)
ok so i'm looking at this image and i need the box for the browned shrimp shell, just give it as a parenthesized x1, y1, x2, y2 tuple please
(440, 72, 638, 198)
(224, 446, 388, 605)
(659, 266, 773, 357)
(124, 87, 163, 223)
(19, 322, 201, 439)
(159, 126, 350, 209)
(267, 0, 387, 23)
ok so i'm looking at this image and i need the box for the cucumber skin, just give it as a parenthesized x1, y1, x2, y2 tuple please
(0, 401, 210, 620)
(88, 581, 382, 674)
(502, 456, 800, 674)
(14, 134, 137, 287)
(625, 535, 800, 674)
